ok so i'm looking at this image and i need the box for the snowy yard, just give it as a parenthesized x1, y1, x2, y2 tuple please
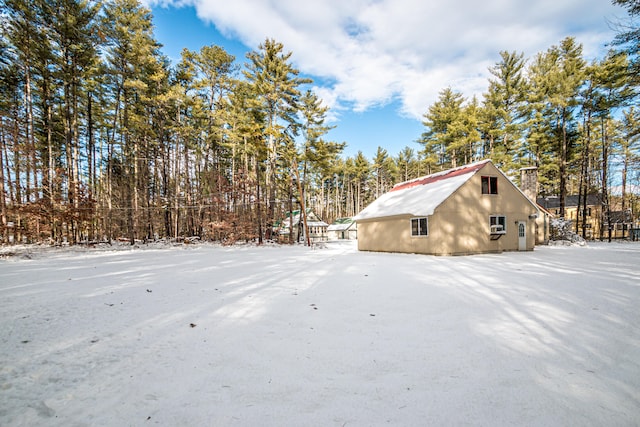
(1, 241, 639, 426)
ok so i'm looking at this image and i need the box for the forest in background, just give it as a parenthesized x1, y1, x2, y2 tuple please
(0, 0, 639, 245)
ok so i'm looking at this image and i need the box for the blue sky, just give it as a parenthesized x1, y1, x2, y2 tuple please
(148, 0, 625, 160)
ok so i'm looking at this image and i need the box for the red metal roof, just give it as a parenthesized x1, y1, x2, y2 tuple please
(390, 161, 488, 193)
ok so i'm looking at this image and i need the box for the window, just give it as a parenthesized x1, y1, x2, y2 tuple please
(411, 217, 428, 236)
(490, 215, 506, 234)
(580, 207, 592, 218)
(481, 176, 498, 194)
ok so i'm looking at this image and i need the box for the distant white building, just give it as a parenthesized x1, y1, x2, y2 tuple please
(327, 218, 357, 240)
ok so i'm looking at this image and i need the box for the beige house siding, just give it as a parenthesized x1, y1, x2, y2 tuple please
(356, 161, 538, 255)
(534, 208, 551, 245)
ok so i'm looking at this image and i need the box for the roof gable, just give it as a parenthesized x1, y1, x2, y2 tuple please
(327, 217, 356, 231)
(278, 209, 327, 228)
(354, 160, 491, 221)
(537, 194, 603, 209)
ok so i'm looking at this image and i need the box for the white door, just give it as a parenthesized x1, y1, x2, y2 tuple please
(518, 221, 527, 251)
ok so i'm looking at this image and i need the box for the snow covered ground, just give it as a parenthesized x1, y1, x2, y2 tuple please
(1, 241, 639, 426)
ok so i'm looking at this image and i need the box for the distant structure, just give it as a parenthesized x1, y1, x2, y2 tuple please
(327, 218, 357, 240)
(276, 209, 328, 243)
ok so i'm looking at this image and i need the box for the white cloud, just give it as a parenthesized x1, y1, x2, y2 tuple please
(150, 0, 625, 120)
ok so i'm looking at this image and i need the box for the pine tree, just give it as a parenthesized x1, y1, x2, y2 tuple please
(244, 38, 311, 240)
(226, 79, 264, 242)
(525, 37, 586, 216)
(523, 51, 557, 195)
(0, 54, 20, 241)
(395, 146, 417, 182)
(48, 0, 101, 242)
(181, 45, 237, 227)
(591, 50, 634, 240)
(420, 87, 467, 168)
(482, 51, 528, 171)
(102, 0, 163, 243)
(456, 97, 482, 165)
(612, 0, 640, 85)
(352, 151, 370, 215)
(298, 89, 343, 226)
(372, 146, 390, 197)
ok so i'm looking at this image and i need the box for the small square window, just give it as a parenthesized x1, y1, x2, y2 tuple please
(481, 176, 498, 194)
(411, 217, 428, 236)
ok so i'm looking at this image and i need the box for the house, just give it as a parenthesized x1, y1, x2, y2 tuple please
(537, 194, 602, 239)
(537, 194, 636, 240)
(353, 159, 541, 255)
(327, 217, 357, 240)
(276, 209, 328, 242)
(609, 210, 635, 239)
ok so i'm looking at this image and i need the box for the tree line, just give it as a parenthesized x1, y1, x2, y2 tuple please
(0, 0, 638, 245)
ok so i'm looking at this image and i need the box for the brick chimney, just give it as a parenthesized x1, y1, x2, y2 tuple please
(520, 166, 538, 202)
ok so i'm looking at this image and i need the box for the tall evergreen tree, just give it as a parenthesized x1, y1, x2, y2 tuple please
(591, 50, 633, 240)
(455, 96, 482, 165)
(179, 45, 237, 233)
(3, 0, 47, 207)
(102, 0, 164, 243)
(299, 90, 339, 192)
(524, 51, 557, 194)
(526, 37, 585, 216)
(244, 38, 311, 239)
(482, 51, 527, 170)
(612, 0, 640, 86)
(372, 146, 390, 197)
(620, 107, 640, 213)
(48, 0, 101, 242)
(396, 146, 422, 182)
(420, 87, 466, 168)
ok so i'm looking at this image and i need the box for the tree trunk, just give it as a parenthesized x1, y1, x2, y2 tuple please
(0, 118, 7, 242)
(24, 63, 34, 204)
(601, 119, 611, 242)
(559, 108, 568, 218)
(578, 109, 591, 238)
(292, 158, 310, 246)
(255, 157, 263, 245)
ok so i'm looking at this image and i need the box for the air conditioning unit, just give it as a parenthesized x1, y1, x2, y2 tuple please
(490, 224, 505, 234)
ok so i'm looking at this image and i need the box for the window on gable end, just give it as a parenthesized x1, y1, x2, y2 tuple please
(481, 176, 498, 194)
(411, 217, 428, 236)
